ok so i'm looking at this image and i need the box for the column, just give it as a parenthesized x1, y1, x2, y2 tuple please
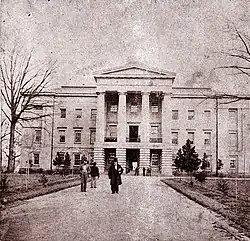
(161, 92, 173, 176)
(95, 92, 105, 143)
(117, 92, 127, 143)
(94, 148, 105, 172)
(161, 92, 171, 145)
(141, 92, 150, 143)
(116, 148, 126, 170)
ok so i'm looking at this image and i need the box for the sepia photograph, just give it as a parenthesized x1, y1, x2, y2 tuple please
(0, 0, 250, 240)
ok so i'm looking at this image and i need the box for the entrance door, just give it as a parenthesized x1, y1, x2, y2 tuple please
(104, 148, 116, 171)
(126, 149, 140, 174)
(129, 126, 139, 142)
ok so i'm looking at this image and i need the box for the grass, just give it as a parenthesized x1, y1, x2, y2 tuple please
(162, 177, 250, 238)
(1, 173, 81, 205)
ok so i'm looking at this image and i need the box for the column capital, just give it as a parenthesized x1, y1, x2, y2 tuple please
(118, 91, 127, 96)
(141, 91, 150, 96)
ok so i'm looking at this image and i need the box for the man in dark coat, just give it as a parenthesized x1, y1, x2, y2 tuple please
(108, 157, 123, 194)
(90, 162, 99, 188)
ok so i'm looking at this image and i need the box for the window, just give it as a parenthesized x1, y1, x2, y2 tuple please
(75, 108, 82, 118)
(229, 156, 237, 169)
(91, 109, 97, 120)
(60, 108, 66, 118)
(188, 132, 194, 143)
(172, 132, 178, 145)
(108, 125, 117, 137)
(74, 154, 81, 166)
(59, 130, 66, 143)
(34, 153, 40, 165)
(204, 110, 211, 119)
(110, 105, 118, 113)
(172, 110, 179, 120)
(74, 130, 82, 143)
(151, 103, 158, 113)
(90, 129, 96, 144)
(204, 132, 211, 145)
(151, 125, 159, 137)
(188, 110, 195, 120)
(229, 132, 237, 148)
(229, 109, 238, 130)
(35, 129, 42, 143)
(130, 105, 138, 113)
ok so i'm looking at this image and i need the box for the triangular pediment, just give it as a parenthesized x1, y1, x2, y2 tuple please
(94, 62, 176, 78)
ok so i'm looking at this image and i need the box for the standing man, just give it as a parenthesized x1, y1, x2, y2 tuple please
(90, 162, 99, 188)
(108, 157, 123, 194)
(80, 159, 90, 192)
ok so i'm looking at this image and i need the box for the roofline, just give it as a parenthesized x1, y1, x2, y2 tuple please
(93, 61, 176, 77)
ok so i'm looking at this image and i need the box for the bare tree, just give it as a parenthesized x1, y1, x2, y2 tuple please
(219, 23, 250, 80)
(0, 49, 55, 172)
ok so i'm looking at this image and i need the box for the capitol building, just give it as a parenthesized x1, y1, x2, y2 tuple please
(20, 62, 250, 176)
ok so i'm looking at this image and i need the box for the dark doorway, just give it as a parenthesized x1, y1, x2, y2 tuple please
(126, 149, 140, 174)
(129, 126, 139, 142)
(104, 148, 116, 171)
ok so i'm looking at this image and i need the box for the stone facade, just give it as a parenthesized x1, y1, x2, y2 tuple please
(20, 63, 250, 176)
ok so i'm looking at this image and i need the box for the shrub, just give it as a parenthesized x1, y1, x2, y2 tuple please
(217, 177, 229, 195)
(195, 171, 207, 183)
(38, 174, 48, 187)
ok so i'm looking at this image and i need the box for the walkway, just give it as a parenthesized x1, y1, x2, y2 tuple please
(4, 175, 237, 241)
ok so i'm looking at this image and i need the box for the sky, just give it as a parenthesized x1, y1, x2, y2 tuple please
(1, 0, 250, 93)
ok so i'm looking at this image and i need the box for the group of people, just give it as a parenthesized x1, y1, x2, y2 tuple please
(79, 157, 124, 194)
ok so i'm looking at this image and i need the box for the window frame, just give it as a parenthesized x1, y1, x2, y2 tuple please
(35, 129, 42, 143)
(33, 153, 40, 165)
(172, 110, 179, 120)
(188, 131, 194, 143)
(90, 129, 96, 144)
(188, 110, 195, 120)
(75, 108, 82, 118)
(74, 153, 81, 166)
(91, 109, 97, 121)
(74, 129, 82, 144)
(60, 108, 66, 118)
(171, 132, 178, 145)
(204, 132, 211, 145)
(59, 129, 66, 143)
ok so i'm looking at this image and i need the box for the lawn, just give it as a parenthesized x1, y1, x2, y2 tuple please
(0, 173, 81, 204)
(162, 177, 250, 238)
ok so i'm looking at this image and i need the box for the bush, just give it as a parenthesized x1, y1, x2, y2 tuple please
(195, 171, 207, 183)
(38, 174, 48, 187)
(217, 177, 229, 195)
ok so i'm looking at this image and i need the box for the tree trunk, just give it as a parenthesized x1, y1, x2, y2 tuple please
(7, 121, 16, 173)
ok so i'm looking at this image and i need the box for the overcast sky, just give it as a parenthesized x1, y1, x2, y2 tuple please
(1, 0, 250, 93)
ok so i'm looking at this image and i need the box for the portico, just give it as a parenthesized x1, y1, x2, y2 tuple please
(93, 62, 176, 176)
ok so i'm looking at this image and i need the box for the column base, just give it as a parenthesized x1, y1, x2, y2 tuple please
(94, 147, 104, 172)
(139, 148, 150, 175)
